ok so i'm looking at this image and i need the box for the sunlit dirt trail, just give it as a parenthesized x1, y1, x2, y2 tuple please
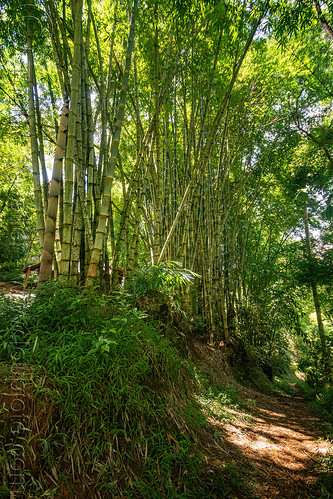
(188, 341, 332, 498)
(212, 390, 331, 498)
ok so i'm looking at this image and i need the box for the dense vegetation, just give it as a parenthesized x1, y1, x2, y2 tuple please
(0, 0, 332, 496)
(0, 282, 258, 497)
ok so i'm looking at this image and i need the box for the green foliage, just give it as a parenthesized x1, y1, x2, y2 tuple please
(0, 114, 38, 264)
(130, 261, 199, 296)
(269, 0, 333, 44)
(0, 0, 49, 54)
(192, 367, 254, 424)
(318, 450, 333, 498)
(0, 283, 242, 497)
(126, 262, 200, 322)
(0, 171, 37, 264)
(310, 387, 333, 426)
(270, 371, 309, 396)
(0, 283, 263, 497)
(0, 261, 25, 284)
(0, 293, 30, 359)
(0, 7, 332, 496)
(295, 322, 333, 389)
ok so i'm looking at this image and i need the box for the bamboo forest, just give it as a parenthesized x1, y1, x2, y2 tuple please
(0, 0, 333, 497)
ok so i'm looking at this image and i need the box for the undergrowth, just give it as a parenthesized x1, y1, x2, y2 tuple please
(0, 282, 251, 498)
(193, 368, 254, 424)
(0, 261, 26, 286)
(317, 450, 333, 498)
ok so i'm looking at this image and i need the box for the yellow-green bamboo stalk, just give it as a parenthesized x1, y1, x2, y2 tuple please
(86, 0, 138, 285)
(60, 0, 83, 278)
(26, 20, 45, 252)
(39, 100, 69, 283)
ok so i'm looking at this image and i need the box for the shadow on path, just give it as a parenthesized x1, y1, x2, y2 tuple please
(210, 389, 331, 498)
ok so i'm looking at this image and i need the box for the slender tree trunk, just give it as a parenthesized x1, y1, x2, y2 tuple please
(152, 0, 162, 263)
(86, 0, 138, 286)
(158, 7, 266, 263)
(70, 197, 83, 281)
(314, 0, 333, 39)
(39, 101, 69, 283)
(304, 205, 332, 383)
(26, 20, 45, 251)
(33, 66, 49, 215)
(60, 0, 83, 278)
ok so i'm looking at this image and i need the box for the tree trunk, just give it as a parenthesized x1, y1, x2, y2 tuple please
(304, 205, 332, 383)
(59, 0, 83, 278)
(86, 0, 138, 286)
(26, 20, 45, 251)
(39, 100, 69, 283)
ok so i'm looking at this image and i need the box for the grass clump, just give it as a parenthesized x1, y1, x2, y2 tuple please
(192, 367, 254, 424)
(0, 281, 248, 498)
(270, 372, 304, 396)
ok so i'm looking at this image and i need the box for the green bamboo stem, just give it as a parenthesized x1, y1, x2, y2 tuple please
(26, 19, 45, 252)
(59, 0, 83, 278)
(86, 0, 138, 285)
(39, 100, 69, 283)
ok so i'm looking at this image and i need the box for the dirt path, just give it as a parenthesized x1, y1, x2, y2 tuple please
(188, 341, 332, 498)
(0, 281, 26, 296)
(212, 390, 331, 498)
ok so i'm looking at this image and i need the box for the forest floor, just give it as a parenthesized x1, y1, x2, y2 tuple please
(190, 341, 332, 498)
(1, 282, 332, 498)
(0, 281, 28, 297)
(213, 387, 330, 498)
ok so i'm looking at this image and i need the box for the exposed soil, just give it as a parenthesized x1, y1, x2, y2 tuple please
(0, 281, 25, 296)
(214, 391, 330, 498)
(189, 341, 332, 498)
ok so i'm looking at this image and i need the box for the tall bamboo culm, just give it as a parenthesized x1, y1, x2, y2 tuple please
(39, 101, 69, 283)
(86, 0, 138, 286)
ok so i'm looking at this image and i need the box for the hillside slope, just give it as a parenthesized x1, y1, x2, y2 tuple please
(0, 285, 332, 498)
